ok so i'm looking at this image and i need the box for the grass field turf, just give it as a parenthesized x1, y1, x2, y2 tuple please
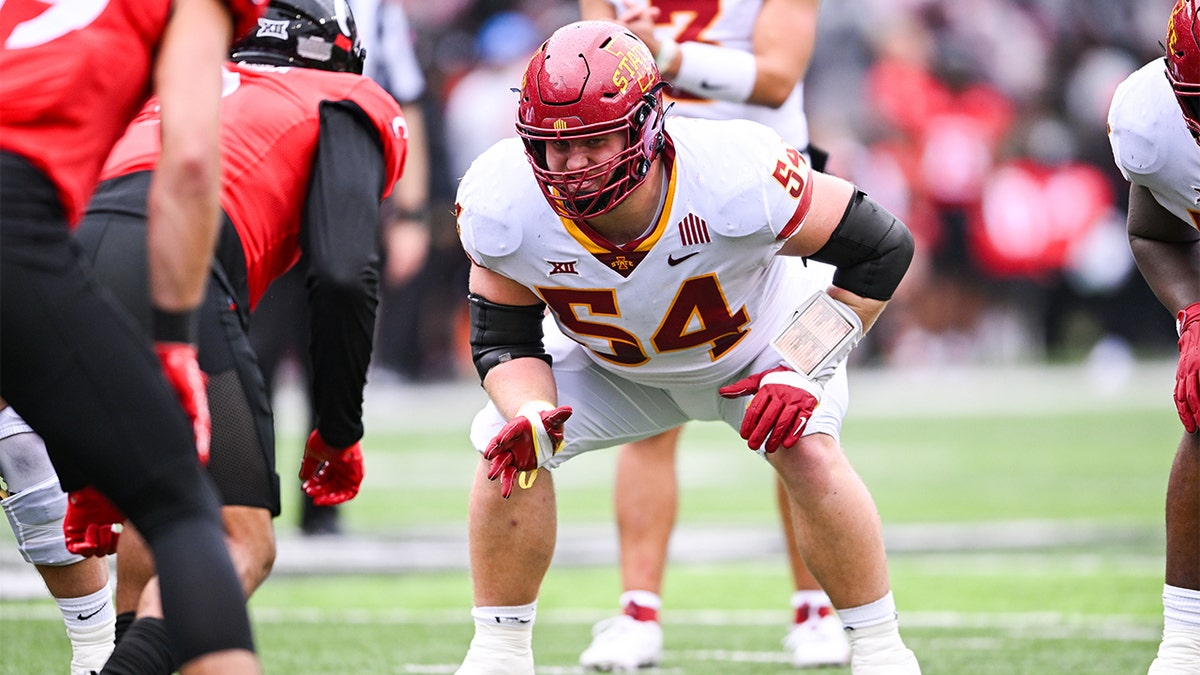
(0, 364, 1180, 673)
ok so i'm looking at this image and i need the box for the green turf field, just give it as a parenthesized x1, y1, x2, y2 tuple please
(0, 365, 1180, 673)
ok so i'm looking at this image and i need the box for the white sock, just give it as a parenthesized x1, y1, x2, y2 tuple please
(57, 584, 116, 672)
(1164, 584, 1200, 630)
(472, 601, 537, 626)
(619, 590, 662, 611)
(466, 603, 537, 660)
(791, 590, 833, 609)
(836, 591, 898, 631)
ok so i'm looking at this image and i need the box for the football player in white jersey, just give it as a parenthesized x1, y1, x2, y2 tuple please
(453, 21, 919, 675)
(576, 0, 847, 669)
(1108, 2, 1200, 673)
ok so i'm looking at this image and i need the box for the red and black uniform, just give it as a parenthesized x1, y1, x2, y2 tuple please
(78, 62, 407, 512)
(0, 0, 264, 664)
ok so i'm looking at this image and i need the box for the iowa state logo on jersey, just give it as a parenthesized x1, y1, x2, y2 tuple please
(594, 251, 647, 277)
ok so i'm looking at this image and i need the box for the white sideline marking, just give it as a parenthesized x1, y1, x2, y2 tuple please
(1, 604, 1161, 639)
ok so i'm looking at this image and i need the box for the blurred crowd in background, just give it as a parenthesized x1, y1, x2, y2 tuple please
(368, 0, 1181, 384)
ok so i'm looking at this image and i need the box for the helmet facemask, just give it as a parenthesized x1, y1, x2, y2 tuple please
(516, 21, 667, 220)
(1167, 0, 1200, 141)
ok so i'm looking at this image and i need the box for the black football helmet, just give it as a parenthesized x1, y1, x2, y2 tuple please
(229, 0, 365, 74)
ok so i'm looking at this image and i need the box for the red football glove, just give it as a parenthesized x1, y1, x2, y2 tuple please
(719, 365, 820, 453)
(299, 430, 364, 506)
(1175, 302, 1200, 434)
(64, 486, 125, 557)
(154, 342, 210, 465)
(483, 401, 572, 499)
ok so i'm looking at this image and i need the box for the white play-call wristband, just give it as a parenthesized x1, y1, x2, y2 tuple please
(770, 292, 863, 384)
(672, 41, 756, 103)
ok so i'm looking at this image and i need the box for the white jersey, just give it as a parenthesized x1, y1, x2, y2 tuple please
(457, 117, 820, 390)
(608, 0, 809, 149)
(1108, 58, 1200, 229)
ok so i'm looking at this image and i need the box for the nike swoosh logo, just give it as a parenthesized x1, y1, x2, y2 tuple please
(77, 603, 107, 621)
(667, 252, 699, 266)
(699, 81, 724, 90)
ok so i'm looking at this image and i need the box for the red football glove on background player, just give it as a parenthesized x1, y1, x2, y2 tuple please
(483, 401, 572, 499)
(154, 342, 211, 465)
(719, 365, 821, 453)
(1175, 302, 1200, 433)
(299, 430, 364, 506)
(64, 486, 124, 557)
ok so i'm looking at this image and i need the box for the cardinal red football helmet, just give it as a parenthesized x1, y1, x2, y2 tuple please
(1167, 0, 1200, 139)
(517, 21, 667, 219)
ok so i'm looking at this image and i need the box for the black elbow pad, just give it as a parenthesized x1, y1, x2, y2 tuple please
(468, 293, 552, 381)
(808, 190, 915, 300)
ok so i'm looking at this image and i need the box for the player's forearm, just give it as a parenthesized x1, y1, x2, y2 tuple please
(482, 357, 559, 420)
(826, 288, 887, 334)
(147, 0, 229, 311)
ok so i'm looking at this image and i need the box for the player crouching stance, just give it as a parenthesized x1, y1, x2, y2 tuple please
(453, 21, 919, 675)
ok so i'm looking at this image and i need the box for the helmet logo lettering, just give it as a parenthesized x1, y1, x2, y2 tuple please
(255, 18, 289, 41)
(604, 34, 655, 94)
(553, 120, 568, 130)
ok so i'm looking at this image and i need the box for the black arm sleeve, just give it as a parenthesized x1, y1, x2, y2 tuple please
(302, 100, 387, 448)
(807, 190, 915, 301)
(468, 292, 552, 382)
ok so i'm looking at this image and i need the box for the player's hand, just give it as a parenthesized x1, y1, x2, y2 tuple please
(64, 486, 125, 557)
(483, 401, 572, 499)
(719, 365, 821, 453)
(1175, 302, 1200, 433)
(154, 342, 210, 465)
(299, 431, 364, 506)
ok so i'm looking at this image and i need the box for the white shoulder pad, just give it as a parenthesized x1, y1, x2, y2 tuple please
(1108, 60, 1173, 180)
(456, 138, 532, 260)
(668, 117, 803, 240)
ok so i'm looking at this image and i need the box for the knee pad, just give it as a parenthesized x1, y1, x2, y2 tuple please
(0, 406, 58, 494)
(2, 475, 82, 566)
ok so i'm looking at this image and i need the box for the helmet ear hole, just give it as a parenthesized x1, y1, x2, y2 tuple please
(634, 103, 651, 126)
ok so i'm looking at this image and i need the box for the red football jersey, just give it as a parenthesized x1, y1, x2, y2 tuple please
(102, 63, 408, 308)
(0, 0, 169, 225)
(0, 0, 265, 226)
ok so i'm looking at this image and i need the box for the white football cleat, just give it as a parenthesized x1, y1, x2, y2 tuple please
(784, 611, 852, 668)
(579, 615, 663, 672)
(1147, 627, 1200, 675)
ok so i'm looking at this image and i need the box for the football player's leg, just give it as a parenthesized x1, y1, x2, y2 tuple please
(721, 360, 917, 673)
(777, 479, 851, 668)
(578, 428, 678, 671)
(461, 339, 684, 674)
(0, 410, 115, 674)
(109, 286, 280, 674)
(616, 427, 681, 599)
(769, 433, 918, 674)
(456, 458, 555, 675)
(1149, 432, 1200, 674)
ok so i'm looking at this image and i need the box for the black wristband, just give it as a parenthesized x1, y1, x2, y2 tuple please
(152, 308, 198, 344)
